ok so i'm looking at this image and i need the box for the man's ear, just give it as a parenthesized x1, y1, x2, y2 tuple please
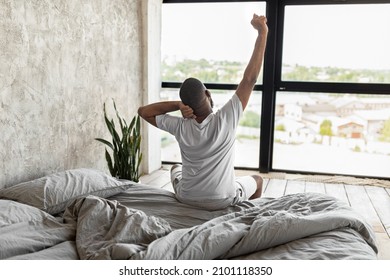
(205, 90, 214, 108)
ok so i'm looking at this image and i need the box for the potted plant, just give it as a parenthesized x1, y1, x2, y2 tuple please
(95, 99, 142, 182)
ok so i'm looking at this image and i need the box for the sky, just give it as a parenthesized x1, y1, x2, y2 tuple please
(162, 2, 390, 70)
(283, 4, 390, 70)
(162, 2, 265, 63)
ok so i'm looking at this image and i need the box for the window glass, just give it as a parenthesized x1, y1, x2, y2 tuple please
(162, 2, 266, 84)
(282, 4, 390, 83)
(161, 2, 266, 168)
(273, 92, 390, 178)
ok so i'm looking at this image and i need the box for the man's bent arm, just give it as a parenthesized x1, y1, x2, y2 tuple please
(236, 14, 268, 110)
(138, 101, 195, 127)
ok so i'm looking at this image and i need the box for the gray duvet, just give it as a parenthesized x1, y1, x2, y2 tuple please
(0, 184, 378, 260)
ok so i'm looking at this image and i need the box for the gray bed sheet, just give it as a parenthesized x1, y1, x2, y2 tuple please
(0, 200, 77, 260)
(0, 184, 378, 260)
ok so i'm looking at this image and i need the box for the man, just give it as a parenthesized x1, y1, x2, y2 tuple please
(138, 14, 268, 210)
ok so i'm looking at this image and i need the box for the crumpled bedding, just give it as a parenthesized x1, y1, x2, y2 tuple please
(0, 199, 76, 260)
(0, 184, 378, 260)
(62, 187, 377, 260)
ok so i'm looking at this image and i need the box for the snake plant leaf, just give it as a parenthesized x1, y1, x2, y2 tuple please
(122, 117, 128, 128)
(135, 115, 141, 136)
(107, 120, 120, 154)
(113, 99, 126, 136)
(129, 115, 136, 131)
(105, 149, 115, 177)
(103, 104, 115, 133)
(95, 138, 114, 150)
(136, 153, 143, 180)
(104, 115, 115, 138)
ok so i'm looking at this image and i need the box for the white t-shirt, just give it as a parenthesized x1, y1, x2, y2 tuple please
(156, 93, 243, 203)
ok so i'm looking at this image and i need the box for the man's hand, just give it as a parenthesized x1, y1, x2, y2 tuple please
(179, 102, 196, 119)
(235, 13, 268, 111)
(251, 14, 268, 34)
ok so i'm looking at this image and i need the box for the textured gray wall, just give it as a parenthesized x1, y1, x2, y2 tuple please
(0, 0, 146, 187)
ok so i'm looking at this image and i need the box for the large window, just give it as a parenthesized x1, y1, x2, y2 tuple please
(162, 1, 266, 84)
(273, 1, 390, 179)
(161, 1, 266, 168)
(161, 0, 390, 179)
(282, 4, 390, 84)
(273, 92, 390, 178)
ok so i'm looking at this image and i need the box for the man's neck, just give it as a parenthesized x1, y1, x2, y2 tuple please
(194, 109, 213, 123)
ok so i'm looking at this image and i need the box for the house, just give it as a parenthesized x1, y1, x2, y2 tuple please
(337, 122, 365, 139)
(354, 109, 390, 139)
(330, 97, 366, 117)
(276, 93, 315, 117)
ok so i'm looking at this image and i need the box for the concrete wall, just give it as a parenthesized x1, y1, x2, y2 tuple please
(0, 0, 162, 188)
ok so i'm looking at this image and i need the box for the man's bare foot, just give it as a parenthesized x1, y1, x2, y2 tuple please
(249, 175, 263, 199)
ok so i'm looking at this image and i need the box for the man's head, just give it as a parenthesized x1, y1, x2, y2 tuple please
(179, 78, 213, 115)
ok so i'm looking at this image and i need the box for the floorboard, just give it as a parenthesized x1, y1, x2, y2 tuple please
(140, 169, 167, 186)
(365, 186, 390, 238)
(284, 180, 305, 195)
(324, 183, 350, 205)
(345, 185, 385, 234)
(263, 179, 287, 198)
(305, 181, 326, 194)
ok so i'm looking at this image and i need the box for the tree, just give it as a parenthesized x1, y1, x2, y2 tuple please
(275, 124, 286, 131)
(379, 118, 390, 142)
(239, 110, 261, 128)
(319, 119, 333, 145)
(319, 119, 333, 136)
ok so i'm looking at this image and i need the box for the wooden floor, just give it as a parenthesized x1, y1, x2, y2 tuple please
(141, 165, 390, 260)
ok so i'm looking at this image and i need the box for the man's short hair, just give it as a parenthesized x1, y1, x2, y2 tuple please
(179, 77, 206, 109)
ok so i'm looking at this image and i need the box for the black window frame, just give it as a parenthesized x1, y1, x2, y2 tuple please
(162, 0, 390, 180)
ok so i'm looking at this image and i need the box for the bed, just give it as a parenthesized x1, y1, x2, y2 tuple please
(0, 168, 378, 260)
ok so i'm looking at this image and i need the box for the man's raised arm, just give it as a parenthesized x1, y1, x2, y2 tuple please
(236, 14, 268, 110)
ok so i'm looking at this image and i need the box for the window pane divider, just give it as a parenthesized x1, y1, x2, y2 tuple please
(277, 81, 390, 95)
(162, 82, 263, 91)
